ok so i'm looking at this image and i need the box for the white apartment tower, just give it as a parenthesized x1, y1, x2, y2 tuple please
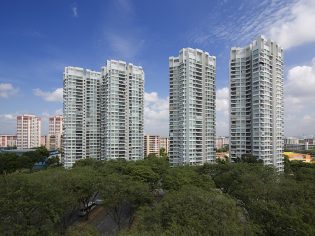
(169, 48, 216, 166)
(63, 67, 101, 168)
(101, 60, 144, 160)
(16, 115, 41, 149)
(229, 36, 284, 171)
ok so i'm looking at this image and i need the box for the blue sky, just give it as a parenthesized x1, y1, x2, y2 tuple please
(1, 0, 315, 137)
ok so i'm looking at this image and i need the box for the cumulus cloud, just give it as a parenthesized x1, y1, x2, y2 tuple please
(285, 58, 315, 136)
(0, 83, 19, 98)
(144, 92, 169, 136)
(268, 0, 315, 49)
(33, 88, 63, 102)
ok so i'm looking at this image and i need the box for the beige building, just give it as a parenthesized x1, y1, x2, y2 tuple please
(159, 137, 169, 154)
(41, 136, 47, 146)
(0, 135, 17, 148)
(144, 135, 160, 157)
(16, 115, 41, 149)
(144, 135, 169, 157)
(216, 136, 229, 149)
(47, 115, 63, 150)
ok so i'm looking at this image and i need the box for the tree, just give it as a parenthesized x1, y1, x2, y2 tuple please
(146, 153, 158, 159)
(65, 166, 99, 220)
(0, 169, 74, 235)
(162, 165, 215, 191)
(99, 174, 153, 231)
(128, 186, 254, 235)
(235, 154, 263, 164)
(159, 147, 167, 159)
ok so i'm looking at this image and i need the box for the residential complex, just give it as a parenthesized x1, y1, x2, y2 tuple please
(101, 60, 144, 161)
(0, 135, 17, 148)
(16, 115, 41, 149)
(47, 115, 64, 150)
(169, 48, 216, 166)
(63, 60, 144, 167)
(63, 67, 101, 168)
(229, 36, 284, 171)
(144, 135, 169, 157)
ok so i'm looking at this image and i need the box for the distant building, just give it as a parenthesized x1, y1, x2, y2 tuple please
(16, 115, 41, 149)
(216, 136, 229, 150)
(0, 135, 17, 148)
(284, 152, 314, 163)
(47, 115, 63, 150)
(229, 36, 284, 172)
(284, 137, 315, 151)
(41, 136, 47, 146)
(169, 48, 216, 166)
(159, 137, 169, 154)
(144, 135, 160, 157)
(284, 137, 300, 145)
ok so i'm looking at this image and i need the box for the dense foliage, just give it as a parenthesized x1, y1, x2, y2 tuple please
(0, 156, 314, 235)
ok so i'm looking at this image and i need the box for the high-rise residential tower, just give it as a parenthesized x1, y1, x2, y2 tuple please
(101, 60, 144, 160)
(63, 67, 101, 168)
(16, 115, 41, 149)
(47, 115, 64, 150)
(229, 36, 284, 171)
(169, 48, 216, 166)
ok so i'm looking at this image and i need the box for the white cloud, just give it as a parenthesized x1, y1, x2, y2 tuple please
(144, 92, 169, 136)
(33, 88, 63, 102)
(216, 87, 229, 136)
(190, 0, 315, 50)
(116, 0, 134, 14)
(106, 33, 145, 59)
(71, 5, 78, 17)
(0, 83, 19, 98)
(216, 87, 229, 114)
(268, 0, 315, 49)
(285, 58, 315, 135)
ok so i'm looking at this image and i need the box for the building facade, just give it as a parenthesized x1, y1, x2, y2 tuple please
(63, 67, 101, 168)
(101, 60, 144, 160)
(144, 135, 160, 157)
(216, 136, 229, 150)
(169, 48, 216, 166)
(0, 135, 17, 148)
(229, 36, 284, 171)
(159, 137, 169, 154)
(47, 115, 64, 150)
(16, 115, 41, 149)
